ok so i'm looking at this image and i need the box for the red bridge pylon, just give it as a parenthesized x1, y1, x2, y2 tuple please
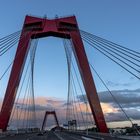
(41, 111, 59, 131)
(0, 15, 108, 133)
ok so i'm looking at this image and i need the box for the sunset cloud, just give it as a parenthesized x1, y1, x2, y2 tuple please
(1, 88, 140, 129)
(101, 103, 118, 114)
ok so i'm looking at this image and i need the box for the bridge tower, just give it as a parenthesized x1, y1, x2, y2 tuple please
(0, 15, 108, 133)
(41, 111, 59, 131)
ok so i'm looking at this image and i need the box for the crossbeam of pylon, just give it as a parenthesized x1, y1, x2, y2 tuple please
(0, 15, 108, 133)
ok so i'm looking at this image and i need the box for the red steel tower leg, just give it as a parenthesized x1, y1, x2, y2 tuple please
(70, 32, 108, 133)
(0, 15, 108, 133)
(0, 30, 31, 131)
(41, 111, 48, 130)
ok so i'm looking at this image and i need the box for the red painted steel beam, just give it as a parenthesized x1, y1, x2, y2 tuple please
(41, 111, 47, 130)
(0, 15, 108, 133)
(54, 111, 59, 127)
(70, 32, 108, 133)
(41, 111, 59, 130)
(0, 30, 32, 131)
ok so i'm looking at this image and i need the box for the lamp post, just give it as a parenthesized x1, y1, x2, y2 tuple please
(85, 101, 88, 135)
(16, 105, 20, 133)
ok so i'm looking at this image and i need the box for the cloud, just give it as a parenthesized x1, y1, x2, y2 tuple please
(105, 108, 140, 122)
(1, 88, 140, 129)
(99, 88, 140, 108)
(106, 81, 132, 87)
(78, 88, 140, 109)
(16, 104, 48, 111)
(77, 88, 140, 122)
(101, 103, 118, 114)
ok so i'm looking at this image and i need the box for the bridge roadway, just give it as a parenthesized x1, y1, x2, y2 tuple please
(0, 131, 131, 140)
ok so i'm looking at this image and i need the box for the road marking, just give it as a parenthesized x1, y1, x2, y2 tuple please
(82, 136, 95, 140)
(54, 132, 65, 140)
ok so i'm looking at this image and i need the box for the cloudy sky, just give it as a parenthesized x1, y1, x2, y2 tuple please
(0, 0, 140, 130)
(7, 88, 140, 129)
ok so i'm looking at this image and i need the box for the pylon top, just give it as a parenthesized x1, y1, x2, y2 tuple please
(23, 15, 78, 39)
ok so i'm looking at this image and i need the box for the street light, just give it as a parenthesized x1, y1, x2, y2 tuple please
(16, 105, 20, 134)
(84, 101, 88, 135)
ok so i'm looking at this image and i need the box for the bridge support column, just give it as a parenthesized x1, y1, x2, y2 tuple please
(70, 31, 108, 133)
(0, 30, 31, 131)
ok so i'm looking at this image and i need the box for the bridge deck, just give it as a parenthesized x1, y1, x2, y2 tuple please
(0, 131, 137, 140)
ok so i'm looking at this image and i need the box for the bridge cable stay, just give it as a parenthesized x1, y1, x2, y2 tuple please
(89, 64, 140, 135)
(0, 31, 30, 128)
(0, 31, 32, 81)
(0, 31, 22, 56)
(25, 80, 33, 129)
(76, 31, 140, 134)
(0, 33, 20, 54)
(0, 27, 37, 57)
(14, 68, 31, 129)
(0, 30, 31, 109)
(69, 54, 95, 127)
(64, 40, 80, 129)
(61, 27, 140, 134)
(81, 35, 140, 80)
(0, 30, 32, 101)
(64, 39, 82, 129)
(18, 36, 38, 129)
(80, 30, 140, 66)
(63, 38, 94, 130)
(22, 79, 31, 129)
(63, 39, 72, 125)
(29, 39, 38, 128)
(60, 26, 140, 133)
(81, 33, 140, 64)
(70, 78, 83, 129)
(68, 48, 85, 129)
(9, 60, 31, 129)
(69, 39, 95, 126)
(81, 32, 140, 68)
(80, 30, 140, 57)
(71, 69, 90, 130)
(4, 31, 33, 123)
(62, 30, 82, 130)
(0, 29, 38, 130)
(84, 38, 140, 68)
(60, 26, 140, 66)
(20, 74, 32, 129)
(81, 34, 140, 74)
(0, 30, 21, 47)
(19, 39, 37, 129)
(17, 71, 33, 129)
(63, 39, 80, 129)
(62, 27, 94, 130)
(24, 31, 38, 129)
(0, 30, 21, 42)
(61, 26, 140, 77)
(19, 39, 38, 129)
(70, 86, 80, 130)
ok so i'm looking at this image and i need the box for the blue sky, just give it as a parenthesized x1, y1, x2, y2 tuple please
(0, 0, 140, 99)
(0, 0, 140, 129)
